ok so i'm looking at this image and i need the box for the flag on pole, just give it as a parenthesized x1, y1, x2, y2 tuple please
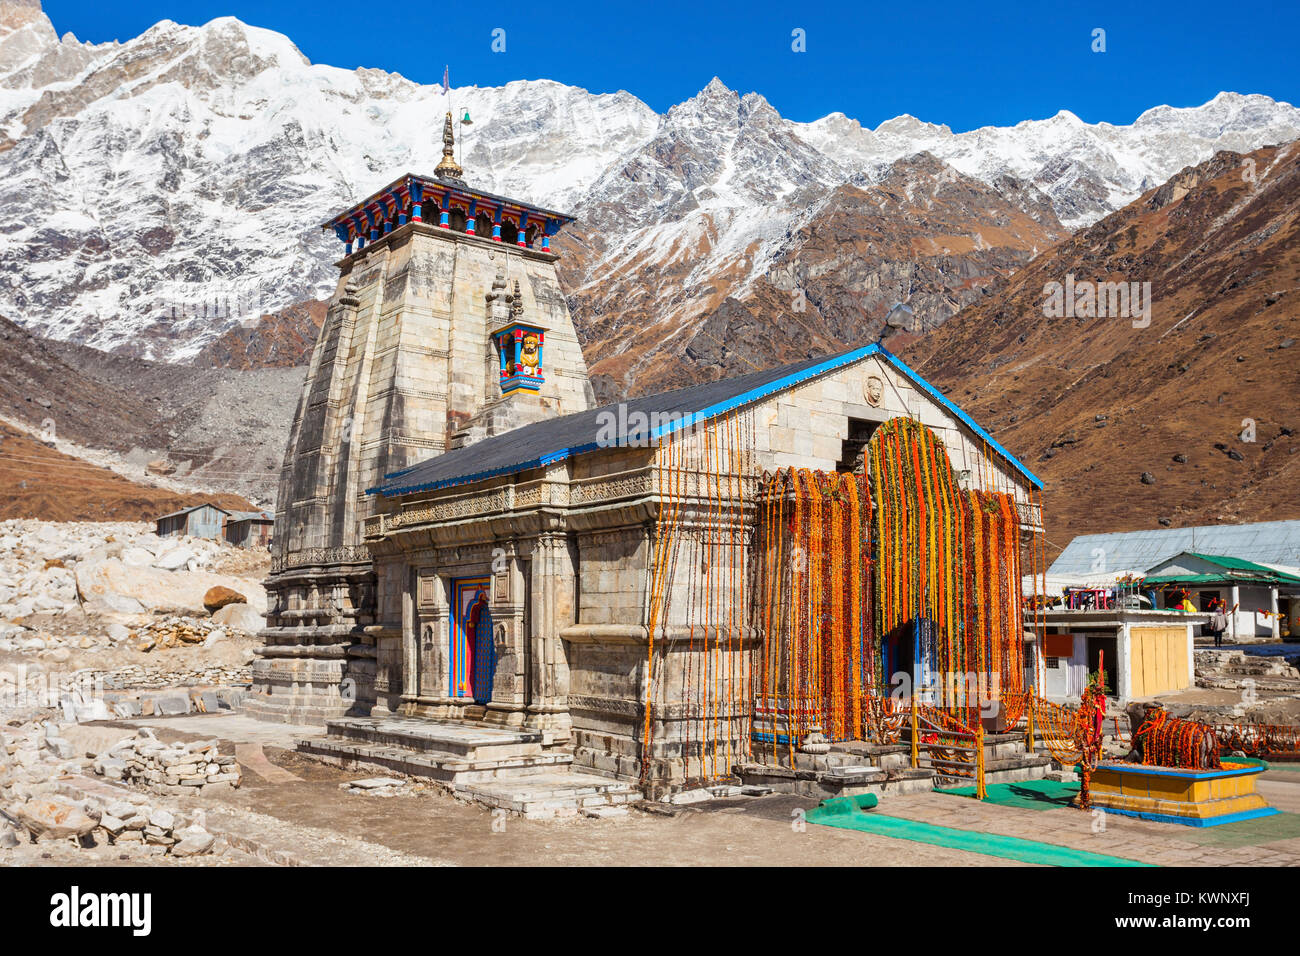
(442, 65, 450, 95)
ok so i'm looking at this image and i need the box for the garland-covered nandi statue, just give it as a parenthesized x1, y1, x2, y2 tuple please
(1129, 706, 1221, 771)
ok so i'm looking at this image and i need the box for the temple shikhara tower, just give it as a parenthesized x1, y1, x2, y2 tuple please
(248, 113, 594, 722)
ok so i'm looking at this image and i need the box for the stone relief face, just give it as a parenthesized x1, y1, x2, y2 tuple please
(865, 375, 884, 407)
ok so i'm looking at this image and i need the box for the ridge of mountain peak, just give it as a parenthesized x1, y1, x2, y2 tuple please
(0, 9, 1295, 370)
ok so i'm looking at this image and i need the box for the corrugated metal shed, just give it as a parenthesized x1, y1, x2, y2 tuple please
(1050, 520, 1300, 577)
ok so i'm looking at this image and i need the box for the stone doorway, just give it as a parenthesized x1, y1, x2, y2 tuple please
(451, 577, 491, 701)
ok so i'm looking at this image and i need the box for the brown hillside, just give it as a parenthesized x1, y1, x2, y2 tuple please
(901, 143, 1300, 559)
(0, 423, 255, 522)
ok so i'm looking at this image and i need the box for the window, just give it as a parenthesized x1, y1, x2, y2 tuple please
(836, 417, 880, 473)
(1046, 657, 1061, 669)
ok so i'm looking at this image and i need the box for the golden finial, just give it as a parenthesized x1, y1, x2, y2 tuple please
(434, 111, 464, 181)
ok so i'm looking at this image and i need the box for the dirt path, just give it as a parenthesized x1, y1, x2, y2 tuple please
(80, 714, 1300, 867)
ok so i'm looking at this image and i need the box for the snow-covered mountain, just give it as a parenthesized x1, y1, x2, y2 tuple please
(2, 0, 1298, 365)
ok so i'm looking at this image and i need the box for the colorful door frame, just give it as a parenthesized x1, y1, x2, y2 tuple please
(450, 576, 492, 702)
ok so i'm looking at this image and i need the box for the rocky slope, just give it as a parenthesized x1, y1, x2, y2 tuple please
(0, 313, 301, 505)
(193, 298, 327, 369)
(560, 110, 1068, 398)
(2, 1, 1297, 373)
(901, 144, 1300, 557)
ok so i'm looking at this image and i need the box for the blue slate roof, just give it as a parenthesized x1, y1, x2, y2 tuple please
(370, 344, 1042, 498)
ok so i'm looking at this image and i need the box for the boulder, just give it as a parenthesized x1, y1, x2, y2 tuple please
(120, 546, 155, 567)
(14, 799, 98, 842)
(153, 548, 194, 572)
(100, 593, 147, 615)
(171, 826, 215, 857)
(212, 601, 263, 633)
(74, 557, 266, 616)
(203, 586, 247, 613)
(31, 594, 66, 613)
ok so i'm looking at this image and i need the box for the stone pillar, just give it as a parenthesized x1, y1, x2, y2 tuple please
(411, 572, 455, 716)
(1231, 585, 1240, 641)
(401, 564, 419, 701)
(485, 551, 527, 728)
(527, 526, 573, 741)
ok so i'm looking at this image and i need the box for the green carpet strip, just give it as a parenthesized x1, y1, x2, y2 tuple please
(806, 794, 1152, 867)
(935, 779, 1081, 810)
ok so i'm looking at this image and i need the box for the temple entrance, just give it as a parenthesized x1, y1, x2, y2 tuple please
(450, 577, 491, 700)
(883, 619, 938, 702)
(751, 420, 1033, 758)
(468, 595, 495, 705)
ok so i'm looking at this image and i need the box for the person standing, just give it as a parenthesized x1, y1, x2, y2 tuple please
(1209, 600, 1229, 647)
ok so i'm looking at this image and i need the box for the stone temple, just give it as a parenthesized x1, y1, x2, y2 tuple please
(251, 114, 1051, 806)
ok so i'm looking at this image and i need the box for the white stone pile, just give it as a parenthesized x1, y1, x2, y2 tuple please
(0, 520, 268, 683)
(0, 519, 267, 648)
(93, 728, 241, 795)
(0, 519, 214, 615)
(96, 662, 250, 690)
(0, 720, 218, 858)
(1195, 649, 1300, 693)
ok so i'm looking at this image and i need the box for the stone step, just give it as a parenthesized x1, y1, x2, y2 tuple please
(323, 716, 544, 760)
(734, 761, 935, 800)
(456, 772, 642, 820)
(295, 735, 572, 785)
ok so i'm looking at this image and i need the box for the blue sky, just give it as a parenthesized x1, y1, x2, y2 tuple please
(42, 0, 1298, 130)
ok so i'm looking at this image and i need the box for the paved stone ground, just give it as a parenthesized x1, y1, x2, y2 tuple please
(47, 714, 1300, 867)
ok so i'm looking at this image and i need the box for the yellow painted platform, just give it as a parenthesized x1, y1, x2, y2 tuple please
(1084, 761, 1278, 826)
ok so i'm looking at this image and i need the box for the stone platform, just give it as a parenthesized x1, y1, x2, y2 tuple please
(736, 731, 1050, 799)
(457, 773, 641, 820)
(734, 761, 935, 800)
(904, 730, 1052, 785)
(295, 716, 639, 818)
(736, 740, 935, 799)
(1085, 760, 1279, 826)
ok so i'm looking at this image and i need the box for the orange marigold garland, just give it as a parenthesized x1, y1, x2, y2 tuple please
(754, 468, 873, 747)
(1133, 706, 1222, 770)
(866, 418, 1027, 724)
